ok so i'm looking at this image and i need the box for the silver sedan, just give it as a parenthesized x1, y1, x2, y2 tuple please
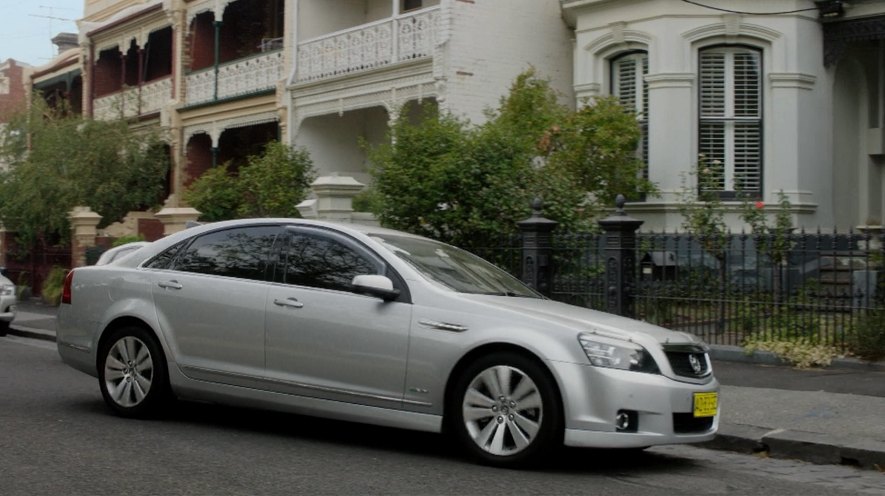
(57, 219, 719, 467)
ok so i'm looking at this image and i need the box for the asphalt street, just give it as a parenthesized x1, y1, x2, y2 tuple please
(6, 299, 885, 474)
(2, 335, 884, 495)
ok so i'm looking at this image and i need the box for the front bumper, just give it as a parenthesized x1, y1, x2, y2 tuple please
(0, 295, 16, 322)
(550, 360, 719, 448)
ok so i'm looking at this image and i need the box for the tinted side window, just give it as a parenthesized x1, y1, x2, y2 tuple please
(285, 233, 378, 292)
(173, 226, 280, 281)
(145, 241, 186, 269)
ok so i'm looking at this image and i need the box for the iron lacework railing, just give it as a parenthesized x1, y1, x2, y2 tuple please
(469, 227, 885, 354)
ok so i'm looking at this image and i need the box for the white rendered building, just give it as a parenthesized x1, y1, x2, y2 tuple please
(562, 0, 885, 231)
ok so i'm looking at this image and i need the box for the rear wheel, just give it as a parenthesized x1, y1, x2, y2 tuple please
(98, 326, 170, 418)
(451, 352, 562, 467)
(0, 320, 9, 336)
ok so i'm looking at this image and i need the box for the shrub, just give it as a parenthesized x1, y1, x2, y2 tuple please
(40, 266, 68, 306)
(367, 69, 654, 250)
(850, 310, 885, 361)
(112, 234, 145, 247)
(743, 336, 842, 368)
(185, 142, 315, 221)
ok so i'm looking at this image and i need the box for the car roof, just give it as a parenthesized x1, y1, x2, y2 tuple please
(112, 218, 430, 268)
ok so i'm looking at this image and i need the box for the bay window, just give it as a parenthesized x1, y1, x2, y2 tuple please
(699, 46, 762, 196)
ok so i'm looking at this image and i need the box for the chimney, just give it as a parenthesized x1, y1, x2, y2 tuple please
(51, 33, 79, 54)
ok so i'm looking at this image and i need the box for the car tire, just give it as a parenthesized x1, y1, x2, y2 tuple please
(98, 326, 170, 418)
(450, 352, 563, 467)
(0, 320, 8, 336)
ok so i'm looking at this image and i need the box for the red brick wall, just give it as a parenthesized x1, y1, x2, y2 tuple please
(0, 60, 28, 123)
(189, 13, 215, 71)
(93, 49, 122, 97)
(185, 134, 213, 187)
(138, 218, 164, 241)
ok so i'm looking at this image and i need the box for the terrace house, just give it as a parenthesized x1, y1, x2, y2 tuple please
(562, 0, 885, 231)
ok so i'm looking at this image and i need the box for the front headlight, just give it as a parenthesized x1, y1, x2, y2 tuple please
(0, 285, 14, 297)
(578, 333, 660, 374)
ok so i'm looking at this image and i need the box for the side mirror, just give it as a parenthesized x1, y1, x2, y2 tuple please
(352, 274, 400, 301)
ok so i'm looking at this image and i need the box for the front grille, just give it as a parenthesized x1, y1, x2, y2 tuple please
(664, 347, 711, 378)
(673, 413, 714, 434)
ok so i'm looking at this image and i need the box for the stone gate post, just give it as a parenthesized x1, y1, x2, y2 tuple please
(69, 207, 103, 267)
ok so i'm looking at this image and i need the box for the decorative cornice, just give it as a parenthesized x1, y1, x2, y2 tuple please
(645, 73, 696, 89)
(292, 78, 437, 127)
(183, 110, 279, 144)
(682, 21, 781, 44)
(584, 29, 652, 56)
(289, 60, 436, 124)
(91, 10, 172, 53)
(823, 15, 885, 67)
(186, 0, 236, 24)
(574, 82, 601, 95)
(769, 73, 816, 91)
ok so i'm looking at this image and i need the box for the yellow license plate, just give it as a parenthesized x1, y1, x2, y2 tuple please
(693, 392, 718, 418)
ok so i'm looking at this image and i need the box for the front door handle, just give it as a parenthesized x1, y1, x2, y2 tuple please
(158, 280, 183, 290)
(273, 297, 304, 309)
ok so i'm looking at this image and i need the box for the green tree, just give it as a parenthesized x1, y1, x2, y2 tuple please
(185, 141, 315, 221)
(183, 164, 241, 222)
(0, 98, 169, 246)
(367, 69, 654, 249)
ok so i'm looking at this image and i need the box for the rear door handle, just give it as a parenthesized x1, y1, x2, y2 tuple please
(273, 297, 304, 309)
(158, 280, 183, 290)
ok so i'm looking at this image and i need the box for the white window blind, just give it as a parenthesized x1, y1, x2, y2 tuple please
(699, 47, 762, 194)
(613, 52, 649, 173)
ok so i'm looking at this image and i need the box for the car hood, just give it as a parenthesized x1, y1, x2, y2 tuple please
(470, 295, 702, 347)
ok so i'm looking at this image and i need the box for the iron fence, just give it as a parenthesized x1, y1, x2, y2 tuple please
(470, 227, 885, 353)
(633, 230, 884, 351)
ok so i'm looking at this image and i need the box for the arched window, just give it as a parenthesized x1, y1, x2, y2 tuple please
(611, 51, 649, 177)
(698, 45, 762, 196)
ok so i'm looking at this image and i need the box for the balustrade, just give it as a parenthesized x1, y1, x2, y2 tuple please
(296, 7, 438, 83)
(93, 76, 171, 120)
(186, 50, 283, 106)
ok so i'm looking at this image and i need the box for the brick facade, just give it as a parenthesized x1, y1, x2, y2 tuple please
(0, 59, 29, 123)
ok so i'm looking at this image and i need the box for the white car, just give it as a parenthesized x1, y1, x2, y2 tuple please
(0, 273, 17, 336)
(57, 219, 719, 467)
(95, 241, 151, 265)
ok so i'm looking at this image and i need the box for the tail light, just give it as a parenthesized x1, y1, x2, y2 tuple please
(61, 270, 74, 304)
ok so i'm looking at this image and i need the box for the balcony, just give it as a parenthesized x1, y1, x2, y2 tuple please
(295, 6, 438, 84)
(93, 77, 172, 121)
(185, 50, 284, 106)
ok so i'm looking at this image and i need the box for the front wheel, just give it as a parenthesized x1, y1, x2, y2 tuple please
(451, 352, 563, 467)
(98, 326, 170, 418)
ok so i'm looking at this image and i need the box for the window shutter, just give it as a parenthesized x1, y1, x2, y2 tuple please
(699, 122, 726, 191)
(733, 51, 760, 118)
(733, 122, 761, 191)
(614, 57, 637, 112)
(699, 47, 762, 194)
(612, 52, 649, 185)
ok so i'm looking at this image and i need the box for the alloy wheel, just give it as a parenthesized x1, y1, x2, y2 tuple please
(461, 365, 543, 456)
(103, 336, 154, 408)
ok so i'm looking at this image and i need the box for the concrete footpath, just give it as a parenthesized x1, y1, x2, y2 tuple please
(6, 299, 885, 471)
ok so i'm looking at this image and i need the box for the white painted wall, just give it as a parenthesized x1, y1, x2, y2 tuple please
(564, 0, 839, 229)
(293, 106, 389, 185)
(440, 0, 574, 124)
(298, 0, 374, 41)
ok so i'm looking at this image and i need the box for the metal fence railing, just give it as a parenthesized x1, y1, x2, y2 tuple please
(470, 228, 885, 354)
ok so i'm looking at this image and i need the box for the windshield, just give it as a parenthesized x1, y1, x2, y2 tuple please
(371, 234, 540, 298)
